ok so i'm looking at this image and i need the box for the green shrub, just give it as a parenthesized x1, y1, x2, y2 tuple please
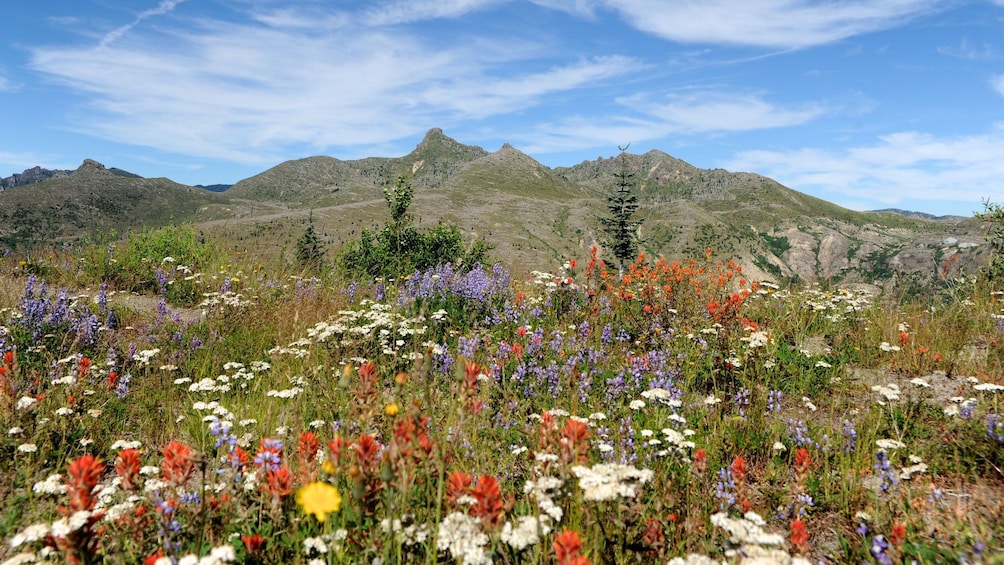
(338, 176, 492, 278)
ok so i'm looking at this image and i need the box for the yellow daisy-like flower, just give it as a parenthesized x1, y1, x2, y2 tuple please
(297, 482, 342, 522)
(385, 403, 400, 417)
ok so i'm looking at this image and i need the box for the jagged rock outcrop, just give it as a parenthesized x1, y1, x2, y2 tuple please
(1, 165, 71, 190)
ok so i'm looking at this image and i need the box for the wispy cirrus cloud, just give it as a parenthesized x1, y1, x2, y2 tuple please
(363, 0, 504, 26)
(937, 38, 998, 61)
(519, 90, 826, 152)
(26, 3, 639, 165)
(992, 75, 1004, 97)
(0, 72, 14, 92)
(99, 0, 188, 47)
(593, 0, 944, 49)
(724, 125, 1004, 209)
(420, 56, 647, 117)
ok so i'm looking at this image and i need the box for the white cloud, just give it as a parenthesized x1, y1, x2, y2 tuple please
(620, 91, 825, 133)
(520, 90, 825, 152)
(993, 75, 1004, 97)
(527, 0, 601, 17)
(100, 0, 188, 47)
(937, 38, 998, 60)
(598, 0, 943, 49)
(724, 125, 1004, 208)
(363, 0, 504, 25)
(26, 4, 638, 165)
(421, 56, 647, 117)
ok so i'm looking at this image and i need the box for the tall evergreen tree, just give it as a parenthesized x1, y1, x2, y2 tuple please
(295, 222, 325, 271)
(599, 146, 643, 272)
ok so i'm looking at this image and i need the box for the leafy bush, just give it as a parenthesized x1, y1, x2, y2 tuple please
(977, 199, 1004, 288)
(338, 176, 492, 278)
(81, 225, 215, 305)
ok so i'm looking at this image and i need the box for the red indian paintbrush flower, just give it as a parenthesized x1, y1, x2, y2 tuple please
(115, 449, 142, 491)
(263, 465, 294, 497)
(561, 418, 591, 464)
(162, 440, 195, 487)
(66, 454, 105, 512)
(471, 475, 504, 529)
(297, 431, 320, 483)
(791, 519, 809, 554)
(554, 529, 591, 565)
(241, 533, 265, 554)
(446, 470, 474, 505)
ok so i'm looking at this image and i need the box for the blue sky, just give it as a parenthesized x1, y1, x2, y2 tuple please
(1, 0, 1003, 216)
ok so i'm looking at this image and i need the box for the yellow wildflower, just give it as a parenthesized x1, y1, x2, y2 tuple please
(385, 403, 400, 417)
(297, 482, 342, 522)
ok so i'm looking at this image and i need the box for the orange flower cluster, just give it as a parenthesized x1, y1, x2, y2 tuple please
(55, 455, 107, 563)
(387, 411, 436, 487)
(458, 360, 485, 415)
(326, 433, 385, 516)
(790, 518, 809, 554)
(0, 350, 14, 399)
(560, 418, 591, 465)
(731, 456, 751, 513)
(446, 471, 505, 529)
(579, 247, 755, 335)
(162, 440, 195, 488)
(297, 431, 320, 485)
(553, 529, 591, 565)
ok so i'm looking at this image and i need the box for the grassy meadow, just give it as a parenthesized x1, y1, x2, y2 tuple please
(1, 226, 1002, 564)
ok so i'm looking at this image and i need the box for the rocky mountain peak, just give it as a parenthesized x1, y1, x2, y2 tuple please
(75, 159, 106, 173)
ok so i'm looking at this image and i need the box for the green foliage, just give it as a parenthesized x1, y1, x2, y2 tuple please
(338, 176, 493, 278)
(295, 224, 325, 272)
(761, 233, 791, 257)
(976, 199, 1004, 288)
(598, 148, 643, 271)
(81, 225, 215, 305)
(384, 176, 414, 227)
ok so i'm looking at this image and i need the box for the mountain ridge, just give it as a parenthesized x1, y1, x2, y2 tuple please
(0, 131, 988, 287)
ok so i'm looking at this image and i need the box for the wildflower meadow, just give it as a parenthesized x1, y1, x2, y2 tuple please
(1, 228, 1002, 564)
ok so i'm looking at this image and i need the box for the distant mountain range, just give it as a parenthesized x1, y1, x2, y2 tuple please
(0, 129, 988, 287)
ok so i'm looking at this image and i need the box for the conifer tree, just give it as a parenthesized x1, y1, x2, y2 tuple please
(296, 221, 325, 271)
(599, 146, 643, 272)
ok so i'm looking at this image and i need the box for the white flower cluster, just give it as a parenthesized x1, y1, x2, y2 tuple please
(798, 287, 872, 317)
(501, 515, 552, 551)
(871, 383, 901, 405)
(186, 362, 264, 394)
(640, 387, 682, 407)
(380, 517, 430, 546)
(156, 544, 235, 565)
(133, 348, 161, 366)
(199, 290, 253, 313)
(710, 511, 784, 547)
(571, 463, 654, 502)
(943, 396, 977, 417)
(656, 428, 697, 459)
(436, 512, 492, 565)
(741, 329, 770, 349)
(273, 300, 428, 359)
(523, 475, 564, 523)
(32, 474, 64, 495)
